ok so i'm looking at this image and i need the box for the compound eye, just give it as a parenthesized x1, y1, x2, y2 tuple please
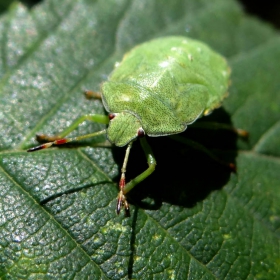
(137, 128, 145, 137)
(108, 113, 116, 120)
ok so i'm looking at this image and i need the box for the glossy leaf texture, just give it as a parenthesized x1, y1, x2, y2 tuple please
(0, 0, 280, 279)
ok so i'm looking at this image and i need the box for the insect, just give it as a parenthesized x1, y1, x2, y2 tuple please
(28, 36, 231, 215)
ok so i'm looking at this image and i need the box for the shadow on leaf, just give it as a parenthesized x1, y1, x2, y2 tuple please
(112, 107, 243, 210)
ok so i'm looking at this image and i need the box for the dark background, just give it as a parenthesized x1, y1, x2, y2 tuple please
(239, 0, 280, 28)
(0, 0, 280, 29)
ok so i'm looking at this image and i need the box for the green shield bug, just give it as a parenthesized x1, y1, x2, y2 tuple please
(28, 36, 232, 215)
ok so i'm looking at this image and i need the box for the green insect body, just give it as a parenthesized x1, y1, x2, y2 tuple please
(103, 36, 230, 147)
(28, 36, 230, 215)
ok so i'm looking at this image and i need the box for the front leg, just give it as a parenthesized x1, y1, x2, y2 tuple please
(36, 114, 109, 142)
(117, 137, 156, 215)
(28, 114, 109, 152)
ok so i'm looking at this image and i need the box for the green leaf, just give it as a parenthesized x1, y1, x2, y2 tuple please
(0, 0, 280, 279)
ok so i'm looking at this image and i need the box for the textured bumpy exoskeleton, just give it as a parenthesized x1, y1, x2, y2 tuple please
(28, 36, 232, 215)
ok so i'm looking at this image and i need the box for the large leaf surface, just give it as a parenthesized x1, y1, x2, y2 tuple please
(0, 0, 280, 279)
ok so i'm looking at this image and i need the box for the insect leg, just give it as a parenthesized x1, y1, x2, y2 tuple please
(169, 134, 236, 172)
(191, 121, 248, 138)
(28, 129, 107, 152)
(28, 114, 109, 152)
(36, 114, 109, 142)
(84, 90, 102, 99)
(117, 141, 133, 216)
(118, 137, 156, 215)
